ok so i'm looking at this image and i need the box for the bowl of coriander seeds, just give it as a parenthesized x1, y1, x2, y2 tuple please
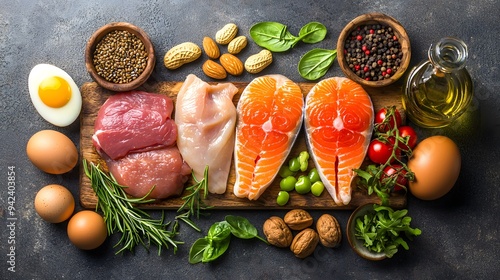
(85, 22, 155, 92)
(337, 13, 411, 87)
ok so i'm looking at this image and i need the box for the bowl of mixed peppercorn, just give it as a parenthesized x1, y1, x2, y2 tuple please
(337, 13, 411, 87)
(85, 22, 155, 92)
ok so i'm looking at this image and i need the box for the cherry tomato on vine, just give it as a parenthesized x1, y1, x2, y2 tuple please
(398, 126, 418, 150)
(375, 107, 402, 132)
(381, 164, 408, 191)
(368, 139, 395, 164)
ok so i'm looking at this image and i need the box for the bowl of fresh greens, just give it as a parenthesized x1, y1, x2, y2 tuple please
(347, 203, 421, 261)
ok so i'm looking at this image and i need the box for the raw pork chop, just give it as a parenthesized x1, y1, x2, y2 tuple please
(93, 91, 177, 160)
(175, 74, 238, 194)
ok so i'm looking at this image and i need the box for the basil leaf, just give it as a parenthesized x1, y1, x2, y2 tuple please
(298, 48, 337, 80)
(202, 237, 231, 263)
(250, 22, 298, 52)
(189, 238, 210, 264)
(207, 221, 231, 242)
(225, 215, 258, 239)
(298, 22, 327, 44)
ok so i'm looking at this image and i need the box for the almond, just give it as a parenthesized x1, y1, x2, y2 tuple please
(220, 53, 244, 76)
(202, 60, 227, 80)
(202, 37, 220, 59)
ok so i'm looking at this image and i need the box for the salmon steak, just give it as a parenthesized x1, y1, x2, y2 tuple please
(233, 75, 304, 200)
(304, 77, 374, 205)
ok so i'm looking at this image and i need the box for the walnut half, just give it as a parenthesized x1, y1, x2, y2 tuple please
(316, 214, 342, 248)
(263, 216, 293, 248)
(290, 228, 319, 258)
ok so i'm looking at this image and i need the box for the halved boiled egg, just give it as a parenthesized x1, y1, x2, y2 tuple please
(28, 64, 82, 127)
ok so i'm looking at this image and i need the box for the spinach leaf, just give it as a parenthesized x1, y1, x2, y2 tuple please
(298, 22, 327, 43)
(298, 48, 337, 80)
(225, 215, 258, 239)
(189, 238, 210, 264)
(250, 22, 298, 52)
(202, 237, 231, 263)
(207, 221, 231, 241)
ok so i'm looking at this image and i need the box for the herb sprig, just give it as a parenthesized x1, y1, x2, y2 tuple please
(83, 159, 182, 255)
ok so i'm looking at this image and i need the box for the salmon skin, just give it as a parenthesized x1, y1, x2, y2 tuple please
(304, 77, 374, 205)
(233, 75, 304, 200)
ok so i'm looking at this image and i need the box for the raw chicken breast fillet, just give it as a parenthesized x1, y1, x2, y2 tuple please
(175, 74, 238, 194)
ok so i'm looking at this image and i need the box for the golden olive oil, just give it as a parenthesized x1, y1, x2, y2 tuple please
(403, 37, 473, 128)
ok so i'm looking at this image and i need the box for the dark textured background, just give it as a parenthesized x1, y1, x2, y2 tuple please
(1, 1, 499, 279)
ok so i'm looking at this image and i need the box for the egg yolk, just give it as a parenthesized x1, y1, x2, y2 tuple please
(38, 76, 72, 108)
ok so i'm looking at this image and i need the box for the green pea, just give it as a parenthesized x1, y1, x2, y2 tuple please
(276, 191, 290, 206)
(298, 151, 310, 172)
(308, 168, 320, 183)
(280, 176, 297, 192)
(295, 175, 311, 194)
(288, 157, 301, 172)
(278, 165, 295, 178)
(311, 181, 325, 197)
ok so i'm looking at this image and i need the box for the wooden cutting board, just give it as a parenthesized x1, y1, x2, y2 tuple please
(79, 80, 407, 210)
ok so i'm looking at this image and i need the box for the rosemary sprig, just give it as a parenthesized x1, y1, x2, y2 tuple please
(83, 159, 183, 255)
(176, 166, 213, 231)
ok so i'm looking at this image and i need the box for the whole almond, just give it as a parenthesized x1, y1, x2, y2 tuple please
(215, 23, 238, 45)
(163, 42, 201, 70)
(284, 209, 313, 231)
(244, 49, 273, 74)
(202, 37, 220, 59)
(228, 35, 247, 54)
(220, 53, 244, 76)
(202, 60, 227, 79)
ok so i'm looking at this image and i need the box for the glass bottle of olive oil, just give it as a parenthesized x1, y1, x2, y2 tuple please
(402, 37, 473, 128)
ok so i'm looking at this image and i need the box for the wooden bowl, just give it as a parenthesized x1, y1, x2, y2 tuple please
(347, 203, 387, 261)
(85, 22, 155, 92)
(337, 13, 411, 87)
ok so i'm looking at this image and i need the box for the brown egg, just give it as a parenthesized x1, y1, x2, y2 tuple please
(67, 210, 107, 250)
(408, 136, 461, 200)
(26, 130, 78, 174)
(34, 184, 75, 223)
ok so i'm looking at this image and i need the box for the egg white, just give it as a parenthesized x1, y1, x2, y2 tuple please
(28, 64, 82, 127)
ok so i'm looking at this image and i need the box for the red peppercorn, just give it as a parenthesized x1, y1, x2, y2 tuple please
(386, 68, 393, 74)
(344, 49, 347, 54)
(356, 35, 363, 41)
(362, 45, 367, 51)
(363, 66, 369, 72)
(377, 59, 383, 66)
(370, 29, 375, 34)
(393, 35, 398, 41)
(355, 65, 361, 71)
(365, 77, 371, 81)
(382, 71, 387, 76)
(365, 50, 370, 55)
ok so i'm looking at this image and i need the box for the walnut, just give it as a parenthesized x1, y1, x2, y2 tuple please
(263, 216, 293, 248)
(316, 214, 342, 248)
(290, 228, 319, 258)
(284, 209, 313, 231)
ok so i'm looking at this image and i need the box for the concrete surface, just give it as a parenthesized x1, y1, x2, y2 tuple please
(0, 0, 499, 279)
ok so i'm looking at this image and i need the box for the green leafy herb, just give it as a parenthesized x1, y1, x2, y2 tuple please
(176, 165, 212, 232)
(355, 204, 422, 258)
(298, 48, 337, 80)
(189, 216, 268, 264)
(250, 21, 327, 52)
(298, 22, 328, 43)
(83, 159, 182, 255)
